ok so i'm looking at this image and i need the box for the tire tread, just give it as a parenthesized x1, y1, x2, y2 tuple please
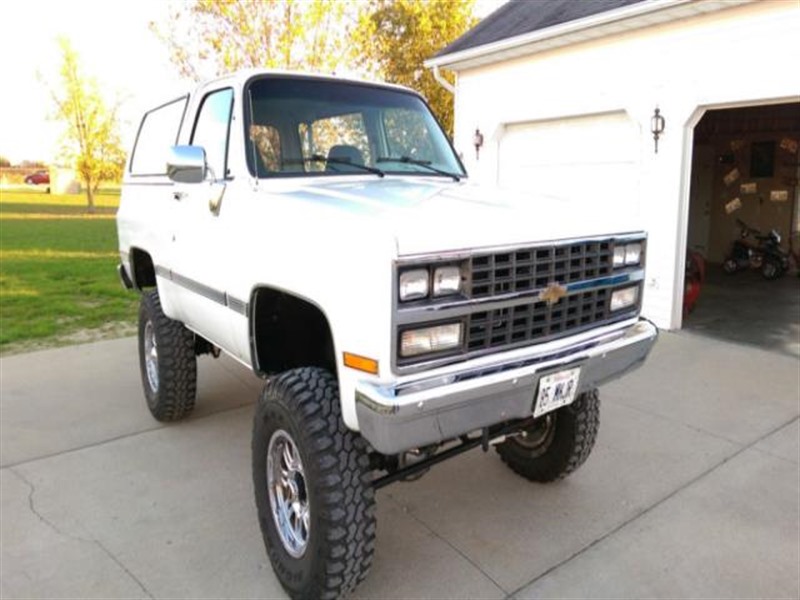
(497, 389, 600, 482)
(254, 367, 375, 600)
(139, 290, 196, 421)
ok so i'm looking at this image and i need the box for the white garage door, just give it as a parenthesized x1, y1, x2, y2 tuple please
(499, 111, 641, 215)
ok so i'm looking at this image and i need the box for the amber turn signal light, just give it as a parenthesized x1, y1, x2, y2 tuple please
(343, 352, 379, 375)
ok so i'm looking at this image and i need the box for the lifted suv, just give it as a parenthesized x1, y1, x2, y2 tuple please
(117, 70, 657, 599)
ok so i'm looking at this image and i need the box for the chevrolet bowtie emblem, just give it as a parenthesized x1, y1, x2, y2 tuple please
(538, 282, 568, 306)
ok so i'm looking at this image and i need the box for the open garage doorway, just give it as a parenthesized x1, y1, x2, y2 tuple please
(683, 102, 800, 357)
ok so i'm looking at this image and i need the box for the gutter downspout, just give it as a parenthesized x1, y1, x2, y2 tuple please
(431, 65, 455, 95)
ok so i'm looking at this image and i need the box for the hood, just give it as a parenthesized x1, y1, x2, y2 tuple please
(267, 176, 642, 256)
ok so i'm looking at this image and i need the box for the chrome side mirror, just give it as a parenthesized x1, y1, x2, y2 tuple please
(167, 145, 207, 184)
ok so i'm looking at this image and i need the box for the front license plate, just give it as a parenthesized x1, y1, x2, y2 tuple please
(533, 367, 581, 418)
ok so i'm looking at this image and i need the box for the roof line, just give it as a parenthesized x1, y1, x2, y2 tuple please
(425, 0, 694, 69)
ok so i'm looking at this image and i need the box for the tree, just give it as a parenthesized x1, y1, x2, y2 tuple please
(352, 0, 478, 136)
(151, 0, 348, 80)
(49, 38, 125, 212)
(0, 156, 10, 168)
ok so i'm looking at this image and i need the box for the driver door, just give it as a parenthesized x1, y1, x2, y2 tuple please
(169, 87, 236, 351)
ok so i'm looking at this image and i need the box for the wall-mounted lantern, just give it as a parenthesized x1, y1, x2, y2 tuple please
(473, 128, 484, 160)
(651, 107, 665, 154)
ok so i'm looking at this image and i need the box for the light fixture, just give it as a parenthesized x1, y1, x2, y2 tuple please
(651, 107, 665, 154)
(473, 128, 484, 160)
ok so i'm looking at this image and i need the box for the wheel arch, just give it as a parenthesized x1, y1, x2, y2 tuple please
(129, 247, 157, 291)
(248, 286, 337, 378)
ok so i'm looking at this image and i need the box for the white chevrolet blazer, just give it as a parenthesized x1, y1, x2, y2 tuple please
(117, 69, 657, 599)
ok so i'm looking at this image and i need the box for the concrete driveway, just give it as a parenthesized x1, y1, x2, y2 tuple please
(1, 331, 798, 599)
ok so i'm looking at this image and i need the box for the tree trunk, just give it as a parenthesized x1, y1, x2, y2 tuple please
(85, 182, 95, 214)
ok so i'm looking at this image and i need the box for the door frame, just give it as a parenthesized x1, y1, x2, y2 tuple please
(672, 96, 800, 329)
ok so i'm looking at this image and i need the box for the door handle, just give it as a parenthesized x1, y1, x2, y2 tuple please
(173, 191, 186, 201)
(209, 182, 226, 215)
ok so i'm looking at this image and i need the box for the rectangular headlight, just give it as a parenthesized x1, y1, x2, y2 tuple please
(400, 323, 462, 357)
(399, 269, 429, 301)
(613, 246, 626, 267)
(433, 266, 461, 297)
(613, 242, 643, 267)
(625, 243, 642, 266)
(610, 286, 639, 311)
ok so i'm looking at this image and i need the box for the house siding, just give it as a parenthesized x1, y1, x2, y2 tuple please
(450, 0, 800, 328)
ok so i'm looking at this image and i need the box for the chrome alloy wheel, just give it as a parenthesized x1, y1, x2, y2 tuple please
(267, 429, 310, 558)
(143, 320, 159, 392)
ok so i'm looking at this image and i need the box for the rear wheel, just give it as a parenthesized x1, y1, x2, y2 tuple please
(138, 290, 197, 421)
(496, 389, 599, 482)
(252, 368, 376, 600)
(723, 258, 738, 274)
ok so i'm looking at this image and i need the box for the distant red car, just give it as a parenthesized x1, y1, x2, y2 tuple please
(25, 170, 50, 185)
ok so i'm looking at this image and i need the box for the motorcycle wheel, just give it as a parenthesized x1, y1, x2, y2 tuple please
(723, 259, 738, 274)
(762, 260, 781, 280)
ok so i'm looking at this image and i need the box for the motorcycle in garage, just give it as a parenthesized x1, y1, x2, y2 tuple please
(722, 219, 790, 280)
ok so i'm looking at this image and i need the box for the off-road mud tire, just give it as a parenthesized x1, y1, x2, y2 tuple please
(252, 367, 376, 600)
(138, 290, 197, 421)
(496, 389, 600, 482)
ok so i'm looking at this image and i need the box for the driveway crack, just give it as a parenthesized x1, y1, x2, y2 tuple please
(9, 468, 155, 599)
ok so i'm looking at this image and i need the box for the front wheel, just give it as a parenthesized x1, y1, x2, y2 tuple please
(722, 258, 739, 274)
(761, 259, 781, 280)
(496, 389, 600, 482)
(252, 368, 376, 600)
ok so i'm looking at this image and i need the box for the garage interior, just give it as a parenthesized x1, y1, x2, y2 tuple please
(684, 102, 800, 357)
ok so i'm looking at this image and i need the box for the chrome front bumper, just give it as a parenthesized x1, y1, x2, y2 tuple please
(355, 318, 658, 454)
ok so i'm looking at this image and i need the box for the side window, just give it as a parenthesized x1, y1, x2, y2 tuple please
(382, 108, 435, 161)
(191, 88, 234, 178)
(130, 96, 187, 175)
(299, 113, 371, 172)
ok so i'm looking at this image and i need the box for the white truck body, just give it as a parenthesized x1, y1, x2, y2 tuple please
(117, 69, 658, 599)
(117, 69, 656, 452)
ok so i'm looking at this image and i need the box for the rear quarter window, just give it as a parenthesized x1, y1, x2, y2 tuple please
(129, 96, 188, 176)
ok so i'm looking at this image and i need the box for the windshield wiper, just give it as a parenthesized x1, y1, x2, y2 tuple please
(284, 154, 385, 177)
(376, 156, 461, 182)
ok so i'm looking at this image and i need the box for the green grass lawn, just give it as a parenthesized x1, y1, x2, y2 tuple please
(0, 190, 137, 353)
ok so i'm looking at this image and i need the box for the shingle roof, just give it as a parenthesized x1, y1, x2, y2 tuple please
(435, 0, 647, 58)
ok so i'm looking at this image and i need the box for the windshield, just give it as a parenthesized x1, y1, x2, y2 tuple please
(246, 77, 465, 179)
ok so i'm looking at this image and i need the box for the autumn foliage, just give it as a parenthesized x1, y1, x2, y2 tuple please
(152, 0, 477, 136)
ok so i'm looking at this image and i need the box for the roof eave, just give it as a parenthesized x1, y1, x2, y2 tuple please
(425, 0, 753, 71)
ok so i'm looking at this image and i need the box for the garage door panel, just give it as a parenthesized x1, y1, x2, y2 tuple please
(499, 112, 641, 215)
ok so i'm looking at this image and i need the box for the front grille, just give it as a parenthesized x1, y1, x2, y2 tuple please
(470, 240, 613, 299)
(467, 288, 612, 352)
